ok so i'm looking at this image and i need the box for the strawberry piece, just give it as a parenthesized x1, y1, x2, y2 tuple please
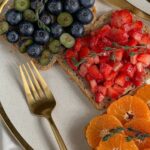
(88, 65, 103, 80)
(107, 87, 119, 99)
(120, 63, 136, 78)
(111, 9, 132, 28)
(86, 74, 94, 81)
(136, 62, 143, 72)
(102, 37, 112, 47)
(66, 59, 78, 71)
(114, 49, 124, 61)
(137, 53, 150, 66)
(107, 71, 117, 81)
(113, 62, 123, 72)
(123, 81, 132, 89)
(129, 30, 142, 42)
(122, 23, 132, 32)
(115, 73, 129, 87)
(104, 80, 114, 88)
(86, 57, 95, 67)
(74, 38, 82, 52)
(140, 33, 150, 45)
(128, 38, 138, 46)
(100, 63, 113, 78)
(113, 84, 125, 95)
(132, 71, 145, 86)
(93, 56, 100, 64)
(95, 92, 105, 103)
(65, 50, 75, 59)
(131, 20, 143, 31)
(109, 27, 129, 44)
(99, 56, 109, 63)
(89, 79, 98, 93)
(98, 86, 107, 96)
(79, 46, 89, 59)
(130, 54, 138, 65)
(79, 64, 88, 77)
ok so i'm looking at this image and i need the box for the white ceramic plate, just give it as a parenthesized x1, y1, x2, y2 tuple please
(126, 0, 150, 15)
(0, 1, 112, 150)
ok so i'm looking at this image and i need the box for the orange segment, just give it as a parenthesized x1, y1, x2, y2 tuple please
(135, 84, 150, 107)
(124, 119, 150, 150)
(143, 149, 150, 150)
(85, 114, 123, 149)
(96, 134, 139, 150)
(107, 95, 150, 124)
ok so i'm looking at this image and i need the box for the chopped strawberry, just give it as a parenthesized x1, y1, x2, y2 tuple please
(131, 20, 143, 31)
(66, 59, 78, 71)
(113, 62, 123, 72)
(102, 38, 112, 46)
(132, 71, 145, 86)
(122, 23, 132, 32)
(89, 79, 98, 93)
(99, 56, 109, 63)
(111, 9, 132, 28)
(140, 33, 150, 45)
(129, 30, 142, 42)
(107, 87, 119, 99)
(130, 54, 138, 65)
(79, 64, 88, 77)
(65, 50, 76, 59)
(128, 38, 138, 46)
(86, 57, 95, 67)
(115, 73, 129, 87)
(123, 81, 132, 89)
(100, 63, 113, 78)
(79, 46, 89, 59)
(88, 65, 103, 80)
(95, 92, 105, 103)
(113, 84, 125, 95)
(98, 86, 107, 96)
(114, 49, 124, 61)
(109, 27, 129, 44)
(120, 63, 136, 78)
(74, 38, 82, 52)
(94, 56, 100, 64)
(104, 80, 114, 88)
(136, 62, 143, 72)
(137, 53, 150, 66)
(107, 71, 117, 81)
(86, 74, 94, 81)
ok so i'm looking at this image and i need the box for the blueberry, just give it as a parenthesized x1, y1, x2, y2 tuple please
(40, 12, 51, 25)
(34, 29, 50, 45)
(27, 43, 43, 58)
(6, 9, 22, 25)
(19, 21, 34, 36)
(7, 31, 19, 43)
(30, 0, 44, 13)
(47, 0, 62, 15)
(79, 0, 95, 8)
(70, 22, 84, 37)
(76, 8, 93, 25)
(64, 0, 80, 13)
(50, 23, 63, 38)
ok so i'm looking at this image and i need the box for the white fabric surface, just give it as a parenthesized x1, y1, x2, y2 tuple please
(0, 1, 150, 150)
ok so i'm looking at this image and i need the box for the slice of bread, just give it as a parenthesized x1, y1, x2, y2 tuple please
(56, 11, 150, 110)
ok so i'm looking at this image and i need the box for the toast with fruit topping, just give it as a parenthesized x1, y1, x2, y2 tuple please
(57, 9, 150, 110)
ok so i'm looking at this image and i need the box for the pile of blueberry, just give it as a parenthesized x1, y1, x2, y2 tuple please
(0, 0, 95, 66)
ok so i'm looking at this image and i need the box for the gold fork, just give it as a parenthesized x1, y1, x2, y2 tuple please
(19, 61, 67, 150)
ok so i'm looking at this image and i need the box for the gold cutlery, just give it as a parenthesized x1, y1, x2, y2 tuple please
(103, 0, 150, 20)
(0, 102, 33, 150)
(19, 61, 67, 150)
(0, 0, 9, 13)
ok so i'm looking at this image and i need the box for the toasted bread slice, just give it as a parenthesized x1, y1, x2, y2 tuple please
(57, 11, 150, 110)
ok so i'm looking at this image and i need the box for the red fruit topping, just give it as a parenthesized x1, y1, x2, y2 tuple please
(97, 25, 111, 38)
(132, 71, 145, 86)
(130, 54, 138, 65)
(111, 9, 132, 28)
(137, 53, 150, 66)
(93, 56, 100, 64)
(131, 20, 143, 31)
(65, 50, 75, 59)
(129, 30, 142, 42)
(104, 80, 114, 88)
(95, 93, 105, 103)
(66, 59, 78, 71)
(100, 63, 113, 78)
(86, 74, 94, 81)
(107, 87, 119, 99)
(113, 84, 125, 95)
(74, 38, 82, 52)
(107, 71, 117, 81)
(98, 86, 107, 96)
(113, 62, 123, 72)
(79, 46, 89, 59)
(99, 56, 109, 63)
(136, 62, 143, 72)
(120, 63, 136, 78)
(109, 27, 129, 44)
(79, 64, 88, 77)
(115, 73, 129, 87)
(88, 65, 103, 80)
(114, 49, 124, 61)
(140, 33, 150, 45)
(128, 38, 138, 46)
(89, 79, 98, 93)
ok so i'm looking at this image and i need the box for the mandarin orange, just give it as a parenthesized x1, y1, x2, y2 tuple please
(135, 84, 150, 107)
(85, 114, 123, 149)
(124, 118, 150, 150)
(107, 95, 150, 124)
(96, 134, 139, 150)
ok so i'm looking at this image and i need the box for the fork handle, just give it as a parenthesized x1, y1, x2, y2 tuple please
(47, 116, 67, 150)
